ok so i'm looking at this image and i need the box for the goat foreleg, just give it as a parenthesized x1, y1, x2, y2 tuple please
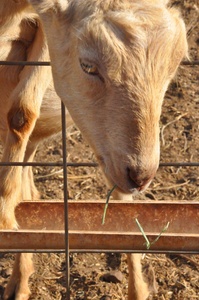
(0, 22, 51, 300)
(127, 254, 150, 300)
(3, 253, 34, 300)
(0, 23, 50, 230)
(110, 188, 150, 300)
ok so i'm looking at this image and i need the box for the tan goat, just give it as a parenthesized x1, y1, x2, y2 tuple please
(0, 0, 187, 299)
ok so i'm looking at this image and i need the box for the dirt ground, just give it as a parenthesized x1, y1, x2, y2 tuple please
(0, 0, 199, 299)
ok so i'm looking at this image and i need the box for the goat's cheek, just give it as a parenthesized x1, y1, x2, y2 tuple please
(75, 74, 105, 100)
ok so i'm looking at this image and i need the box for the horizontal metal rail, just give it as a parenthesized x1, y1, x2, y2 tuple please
(0, 60, 198, 66)
(0, 162, 199, 167)
(0, 162, 98, 167)
(0, 61, 51, 66)
(0, 200, 198, 254)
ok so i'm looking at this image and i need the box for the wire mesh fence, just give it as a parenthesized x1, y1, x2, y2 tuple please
(0, 59, 198, 299)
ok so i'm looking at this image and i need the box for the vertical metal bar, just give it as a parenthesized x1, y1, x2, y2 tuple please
(61, 101, 70, 299)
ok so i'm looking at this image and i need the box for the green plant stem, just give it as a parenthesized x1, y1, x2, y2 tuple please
(150, 222, 170, 247)
(135, 218, 150, 249)
(102, 184, 117, 225)
(135, 218, 170, 250)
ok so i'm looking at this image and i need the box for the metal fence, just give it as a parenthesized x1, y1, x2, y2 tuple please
(0, 59, 199, 299)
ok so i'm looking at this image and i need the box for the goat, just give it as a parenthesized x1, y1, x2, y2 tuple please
(0, 0, 187, 299)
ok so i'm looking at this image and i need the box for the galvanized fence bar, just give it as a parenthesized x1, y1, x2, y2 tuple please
(0, 60, 198, 66)
(61, 101, 70, 300)
(1, 162, 199, 167)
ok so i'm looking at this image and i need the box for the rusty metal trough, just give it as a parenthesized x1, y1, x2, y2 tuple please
(0, 200, 198, 253)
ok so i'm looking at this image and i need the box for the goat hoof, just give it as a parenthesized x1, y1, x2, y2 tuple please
(15, 293, 30, 300)
(4, 293, 30, 300)
(4, 284, 30, 300)
(0, 220, 18, 230)
(0, 212, 18, 230)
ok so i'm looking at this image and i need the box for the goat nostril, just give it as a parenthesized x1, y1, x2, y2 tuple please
(127, 167, 154, 191)
(128, 168, 142, 190)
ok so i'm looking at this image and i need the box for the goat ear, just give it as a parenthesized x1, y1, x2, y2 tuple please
(169, 13, 188, 75)
(28, 0, 68, 16)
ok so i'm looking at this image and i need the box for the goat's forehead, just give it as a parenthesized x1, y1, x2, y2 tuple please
(74, 2, 178, 52)
(67, 1, 186, 84)
(75, 11, 174, 68)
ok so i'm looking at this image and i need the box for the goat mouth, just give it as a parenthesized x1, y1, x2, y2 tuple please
(96, 155, 153, 194)
(104, 167, 152, 194)
(111, 177, 152, 195)
(100, 166, 142, 194)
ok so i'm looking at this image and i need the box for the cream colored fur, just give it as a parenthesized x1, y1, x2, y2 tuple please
(0, 0, 187, 299)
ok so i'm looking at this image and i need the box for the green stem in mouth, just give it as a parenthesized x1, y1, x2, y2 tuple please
(102, 184, 117, 225)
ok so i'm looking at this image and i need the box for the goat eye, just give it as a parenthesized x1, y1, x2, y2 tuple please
(79, 59, 104, 82)
(80, 60, 99, 76)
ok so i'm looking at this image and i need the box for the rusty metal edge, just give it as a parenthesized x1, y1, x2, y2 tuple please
(15, 200, 199, 233)
(0, 230, 198, 252)
(0, 249, 198, 254)
(17, 199, 199, 204)
(0, 200, 195, 253)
